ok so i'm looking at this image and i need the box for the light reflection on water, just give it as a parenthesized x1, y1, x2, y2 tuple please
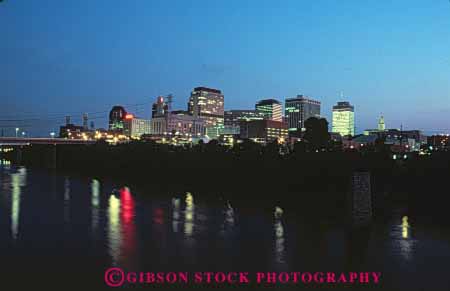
(106, 187, 137, 267)
(91, 179, 100, 236)
(220, 201, 235, 236)
(63, 177, 70, 224)
(172, 198, 180, 233)
(274, 209, 286, 267)
(120, 187, 137, 268)
(107, 194, 121, 266)
(1, 167, 450, 290)
(184, 192, 194, 238)
(398, 215, 415, 261)
(10, 167, 26, 240)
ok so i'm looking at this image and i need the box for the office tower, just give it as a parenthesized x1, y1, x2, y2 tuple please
(109, 106, 127, 132)
(255, 99, 283, 122)
(378, 115, 386, 131)
(188, 87, 224, 130)
(332, 101, 355, 137)
(285, 95, 321, 132)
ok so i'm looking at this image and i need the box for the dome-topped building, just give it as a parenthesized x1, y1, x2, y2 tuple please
(109, 106, 127, 132)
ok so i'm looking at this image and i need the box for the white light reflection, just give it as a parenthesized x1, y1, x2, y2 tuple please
(274, 206, 283, 219)
(395, 215, 415, 261)
(63, 177, 70, 224)
(91, 179, 100, 235)
(225, 201, 235, 225)
(184, 192, 194, 237)
(1, 159, 11, 170)
(402, 216, 409, 239)
(108, 194, 121, 265)
(220, 201, 235, 236)
(11, 168, 26, 240)
(172, 198, 180, 233)
(274, 206, 286, 266)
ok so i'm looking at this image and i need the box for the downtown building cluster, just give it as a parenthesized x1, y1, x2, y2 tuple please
(57, 86, 441, 153)
(99, 88, 326, 145)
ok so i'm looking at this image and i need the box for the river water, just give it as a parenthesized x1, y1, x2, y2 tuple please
(1, 161, 449, 290)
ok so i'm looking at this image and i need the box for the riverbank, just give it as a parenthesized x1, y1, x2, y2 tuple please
(5, 142, 450, 222)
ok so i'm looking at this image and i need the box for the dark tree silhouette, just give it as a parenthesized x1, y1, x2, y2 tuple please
(303, 117, 330, 151)
(263, 140, 280, 158)
(293, 140, 308, 154)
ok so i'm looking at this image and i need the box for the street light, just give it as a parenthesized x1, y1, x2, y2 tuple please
(21, 131, 26, 137)
(15, 128, 19, 138)
(50, 132, 55, 138)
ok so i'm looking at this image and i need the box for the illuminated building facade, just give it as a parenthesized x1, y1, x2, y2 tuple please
(285, 95, 321, 132)
(223, 110, 264, 135)
(255, 99, 283, 122)
(239, 119, 288, 143)
(123, 115, 152, 138)
(332, 101, 355, 137)
(378, 115, 386, 131)
(188, 87, 224, 138)
(151, 111, 205, 137)
(109, 106, 127, 133)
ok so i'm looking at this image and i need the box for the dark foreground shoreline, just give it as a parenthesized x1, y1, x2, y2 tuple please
(3, 142, 450, 223)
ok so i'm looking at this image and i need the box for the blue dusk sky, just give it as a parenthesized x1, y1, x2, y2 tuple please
(1, 0, 450, 136)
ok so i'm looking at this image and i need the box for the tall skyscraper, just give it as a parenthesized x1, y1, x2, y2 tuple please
(378, 115, 386, 131)
(255, 99, 283, 122)
(285, 95, 321, 132)
(332, 101, 355, 137)
(188, 87, 224, 139)
(109, 106, 127, 132)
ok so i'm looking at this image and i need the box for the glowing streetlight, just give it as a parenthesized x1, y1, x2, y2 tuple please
(21, 132, 26, 137)
(50, 132, 55, 138)
(15, 128, 19, 138)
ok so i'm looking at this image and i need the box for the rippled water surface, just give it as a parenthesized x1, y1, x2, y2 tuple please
(1, 161, 449, 290)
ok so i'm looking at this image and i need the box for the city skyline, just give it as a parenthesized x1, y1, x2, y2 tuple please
(0, 84, 445, 137)
(1, 1, 450, 136)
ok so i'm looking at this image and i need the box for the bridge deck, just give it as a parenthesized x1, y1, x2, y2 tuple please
(0, 137, 96, 145)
